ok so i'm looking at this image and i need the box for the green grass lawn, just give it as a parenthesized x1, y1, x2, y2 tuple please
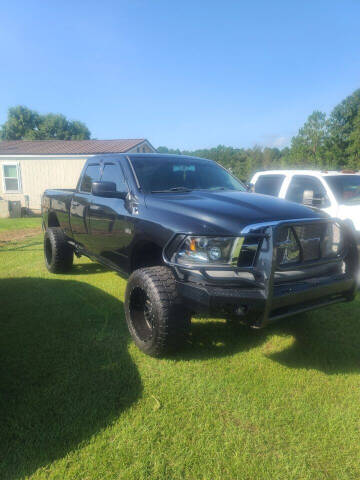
(1, 219, 360, 480)
(0, 217, 41, 231)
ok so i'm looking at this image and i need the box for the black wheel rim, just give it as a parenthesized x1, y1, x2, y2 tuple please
(45, 237, 52, 265)
(129, 287, 155, 342)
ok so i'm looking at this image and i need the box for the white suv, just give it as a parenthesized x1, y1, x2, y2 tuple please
(250, 170, 360, 237)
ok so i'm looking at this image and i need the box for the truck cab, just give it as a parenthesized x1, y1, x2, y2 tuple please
(250, 170, 360, 239)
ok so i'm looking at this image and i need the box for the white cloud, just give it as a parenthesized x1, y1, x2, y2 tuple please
(270, 136, 290, 148)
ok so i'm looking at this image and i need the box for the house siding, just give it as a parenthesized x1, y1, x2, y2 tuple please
(0, 156, 88, 212)
(0, 140, 156, 213)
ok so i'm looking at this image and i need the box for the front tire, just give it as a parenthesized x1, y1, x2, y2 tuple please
(125, 266, 191, 356)
(44, 227, 74, 273)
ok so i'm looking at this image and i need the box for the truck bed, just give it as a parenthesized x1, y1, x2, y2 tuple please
(42, 189, 76, 236)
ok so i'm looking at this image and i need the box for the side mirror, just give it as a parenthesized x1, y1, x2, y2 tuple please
(246, 182, 255, 192)
(312, 195, 325, 207)
(92, 181, 127, 199)
(303, 190, 325, 208)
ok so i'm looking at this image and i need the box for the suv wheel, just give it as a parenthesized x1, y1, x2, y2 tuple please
(125, 266, 191, 356)
(44, 227, 74, 273)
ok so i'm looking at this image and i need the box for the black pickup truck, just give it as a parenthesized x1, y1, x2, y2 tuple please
(42, 154, 359, 356)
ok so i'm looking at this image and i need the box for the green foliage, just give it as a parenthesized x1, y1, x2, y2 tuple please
(289, 111, 329, 167)
(0, 106, 41, 140)
(347, 110, 360, 169)
(0, 106, 91, 140)
(327, 88, 360, 165)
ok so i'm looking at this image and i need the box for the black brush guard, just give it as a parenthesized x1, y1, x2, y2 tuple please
(163, 218, 359, 328)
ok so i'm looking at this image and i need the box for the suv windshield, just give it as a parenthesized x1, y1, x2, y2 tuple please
(130, 156, 245, 193)
(325, 175, 360, 205)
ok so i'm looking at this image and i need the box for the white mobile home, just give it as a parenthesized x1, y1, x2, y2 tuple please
(0, 139, 155, 216)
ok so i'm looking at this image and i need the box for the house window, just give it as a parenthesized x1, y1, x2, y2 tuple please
(2, 163, 21, 193)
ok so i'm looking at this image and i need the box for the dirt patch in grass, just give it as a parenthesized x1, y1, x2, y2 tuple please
(0, 227, 42, 243)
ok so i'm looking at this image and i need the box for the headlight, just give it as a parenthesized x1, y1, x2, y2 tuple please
(173, 236, 259, 267)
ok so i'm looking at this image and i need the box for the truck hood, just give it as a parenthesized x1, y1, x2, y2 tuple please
(144, 190, 325, 235)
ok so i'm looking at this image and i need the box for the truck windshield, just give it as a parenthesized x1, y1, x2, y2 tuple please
(325, 175, 360, 205)
(130, 156, 245, 193)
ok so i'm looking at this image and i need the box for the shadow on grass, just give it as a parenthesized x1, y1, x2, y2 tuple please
(0, 277, 141, 480)
(178, 299, 360, 374)
(178, 319, 266, 360)
(265, 302, 360, 374)
(71, 262, 110, 275)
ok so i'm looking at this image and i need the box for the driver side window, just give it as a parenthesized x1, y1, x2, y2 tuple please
(101, 163, 128, 193)
(285, 176, 330, 207)
(80, 164, 100, 193)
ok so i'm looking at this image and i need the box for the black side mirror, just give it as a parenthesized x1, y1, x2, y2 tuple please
(92, 181, 127, 199)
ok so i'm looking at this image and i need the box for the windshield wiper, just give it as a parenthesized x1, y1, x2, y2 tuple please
(151, 186, 193, 193)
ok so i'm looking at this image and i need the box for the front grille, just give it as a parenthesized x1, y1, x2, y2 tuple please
(293, 223, 323, 262)
(276, 221, 343, 267)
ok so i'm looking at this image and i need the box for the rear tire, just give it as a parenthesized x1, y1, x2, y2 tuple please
(125, 266, 191, 356)
(44, 227, 74, 273)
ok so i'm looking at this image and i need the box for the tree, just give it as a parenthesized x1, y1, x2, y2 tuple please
(0, 106, 91, 140)
(289, 111, 328, 167)
(327, 88, 360, 166)
(38, 114, 91, 140)
(157, 146, 181, 155)
(347, 110, 360, 169)
(0, 106, 41, 140)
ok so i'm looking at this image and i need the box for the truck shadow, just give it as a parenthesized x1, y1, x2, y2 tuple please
(71, 262, 111, 275)
(179, 299, 360, 375)
(0, 277, 142, 480)
(264, 302, 360, 374)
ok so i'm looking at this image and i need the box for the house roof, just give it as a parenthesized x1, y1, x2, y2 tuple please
(0, 139, 149, 155)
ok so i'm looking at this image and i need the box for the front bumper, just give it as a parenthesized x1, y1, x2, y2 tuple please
(165, 218, 359, 328)
(177, 272, 355, 328)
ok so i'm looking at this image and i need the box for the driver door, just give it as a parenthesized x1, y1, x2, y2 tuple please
(88, 160, 132, 273)
(285, 175, 332, 213)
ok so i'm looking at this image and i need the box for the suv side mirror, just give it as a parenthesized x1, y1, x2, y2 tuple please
(303, 190, 326, 208)
(312, 195, 325, 207)
(92, 181, 127, 199)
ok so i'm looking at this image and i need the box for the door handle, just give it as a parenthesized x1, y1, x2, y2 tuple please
(72, 201, 80, 207)
(89, 205, 101, 211)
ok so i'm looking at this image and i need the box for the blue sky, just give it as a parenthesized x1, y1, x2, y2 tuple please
(0, 0, 360, 150)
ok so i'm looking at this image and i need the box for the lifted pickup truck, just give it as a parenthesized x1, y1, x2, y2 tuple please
(42, 154, 359, 356)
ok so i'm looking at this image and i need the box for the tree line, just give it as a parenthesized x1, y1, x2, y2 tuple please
(158, 88, 360, 180)
(1, 88, 359, 180)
